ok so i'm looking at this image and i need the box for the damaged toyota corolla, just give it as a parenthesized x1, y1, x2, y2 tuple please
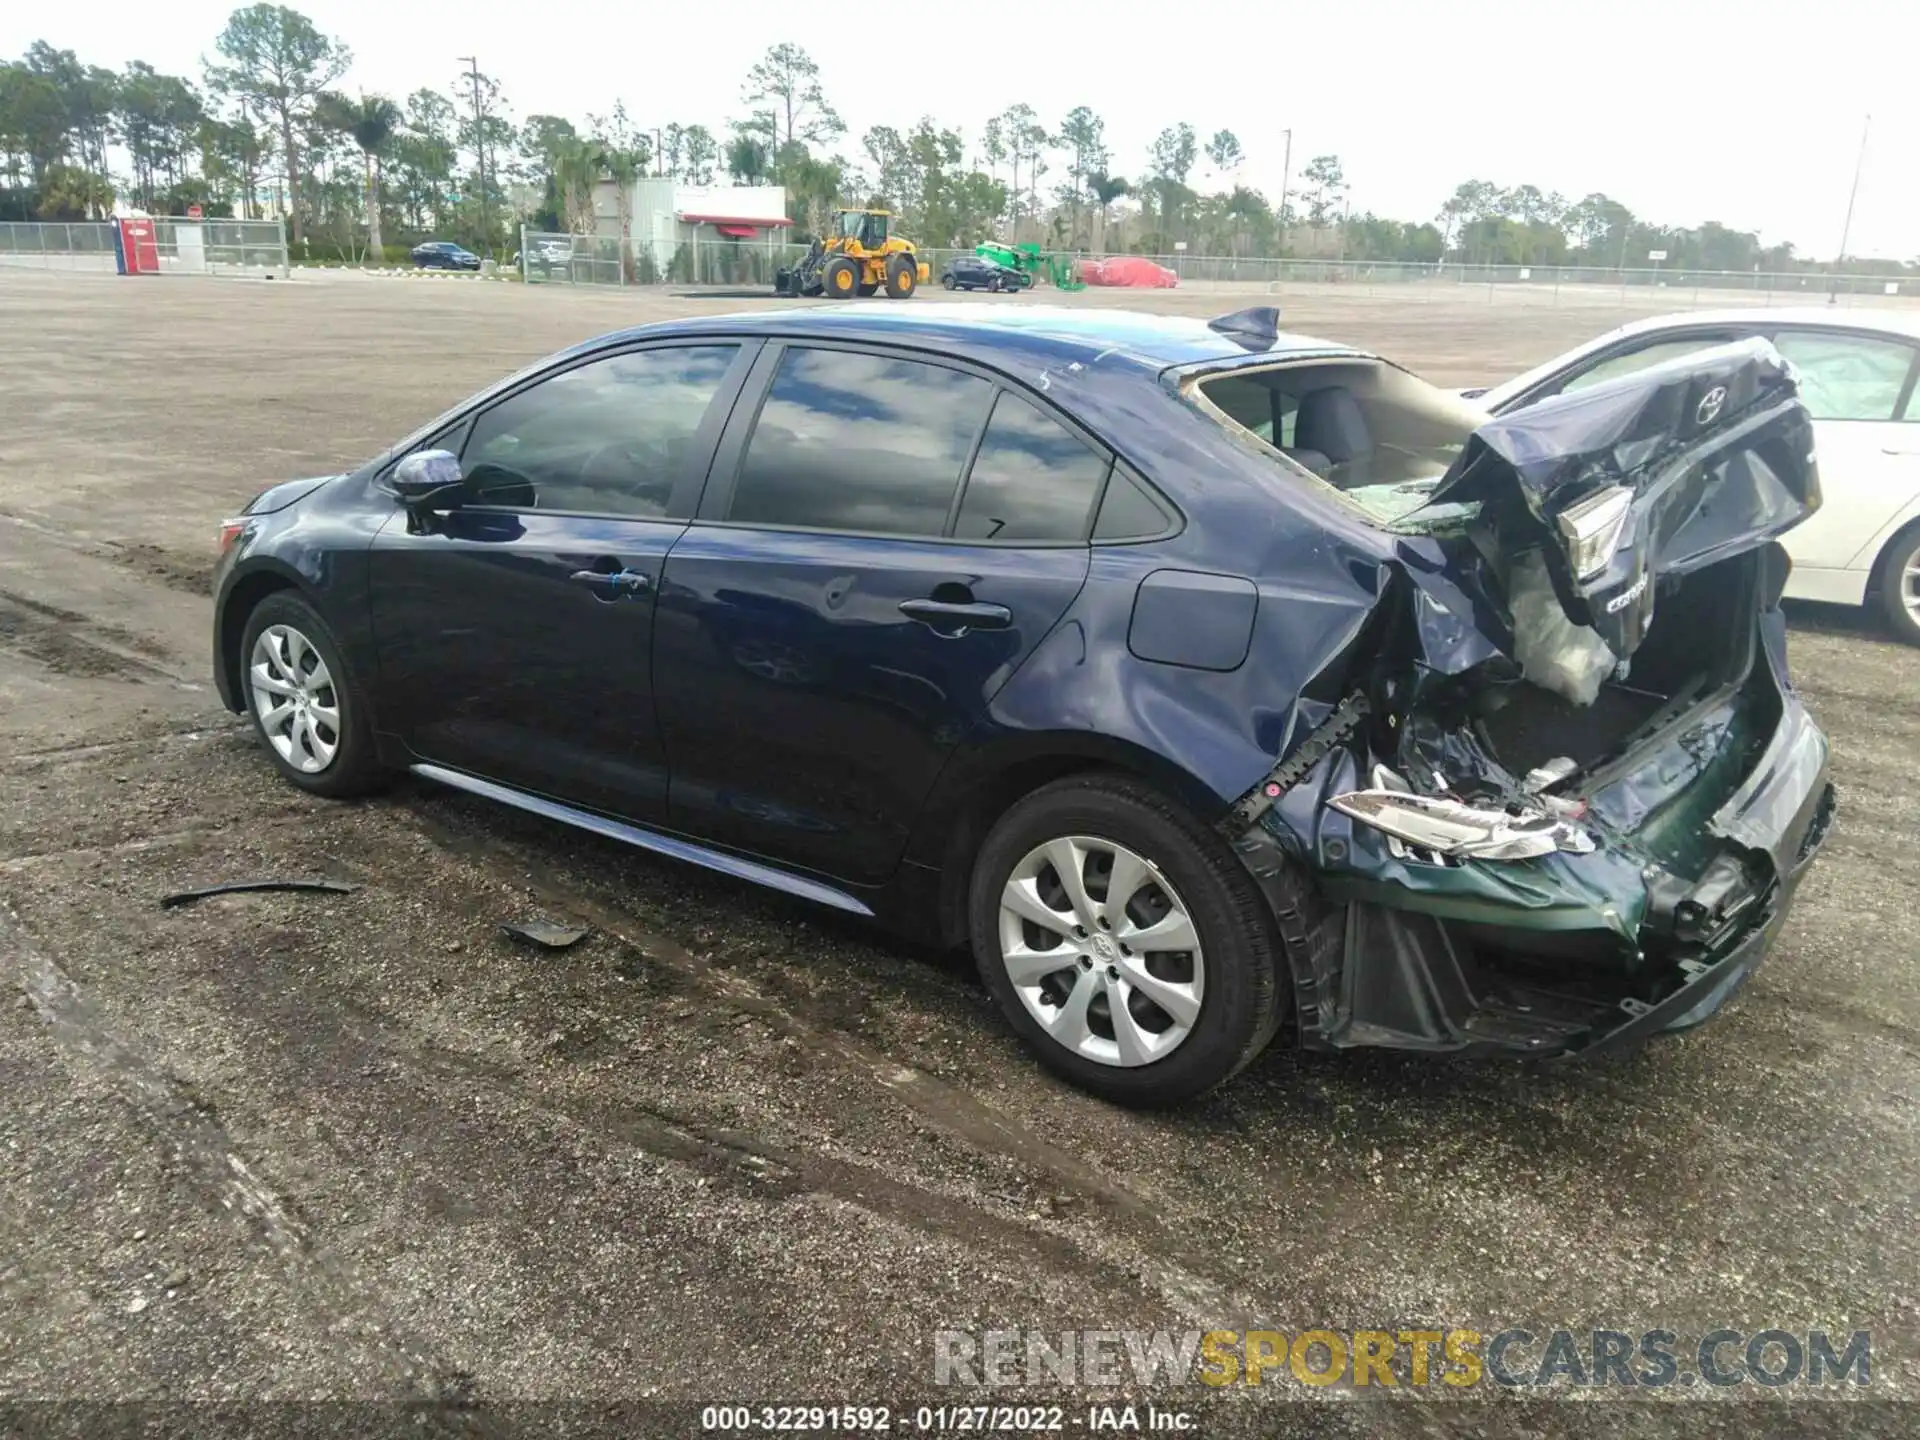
(212, 304, 1834, 1106)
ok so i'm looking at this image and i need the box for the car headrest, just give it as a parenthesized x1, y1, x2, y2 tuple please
(1293, 387, 1371, 464)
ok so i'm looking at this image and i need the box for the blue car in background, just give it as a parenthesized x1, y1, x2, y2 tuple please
(209, 304, 1832, 1104)
(410, 240, 481, 271)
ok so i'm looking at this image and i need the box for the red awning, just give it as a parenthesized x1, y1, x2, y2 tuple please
(714, 223, 759, 238)
(677, 213, 792, 228)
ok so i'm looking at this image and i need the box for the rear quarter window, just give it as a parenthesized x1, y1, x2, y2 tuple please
(952, 392, 1110, 543)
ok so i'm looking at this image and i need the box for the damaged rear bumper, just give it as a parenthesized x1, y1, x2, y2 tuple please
(1232, 685, 1835, 1061)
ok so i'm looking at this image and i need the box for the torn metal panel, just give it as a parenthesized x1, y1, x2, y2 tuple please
(1424, 338, 1818, 661)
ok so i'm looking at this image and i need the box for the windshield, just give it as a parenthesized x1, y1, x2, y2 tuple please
(1186, 357, 1486, 528)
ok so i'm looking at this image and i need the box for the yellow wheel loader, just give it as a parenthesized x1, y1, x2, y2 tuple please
(774, 210, 930, 299)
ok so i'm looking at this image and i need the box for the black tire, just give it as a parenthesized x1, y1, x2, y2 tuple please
(942, 273, 957, 290)
(822, 255, 859, 299)
(238, 591, 386, 798)
(1873, 524, 1920, 645)
(884, 255, 917, 299)
(967, 774, 1287, 1106)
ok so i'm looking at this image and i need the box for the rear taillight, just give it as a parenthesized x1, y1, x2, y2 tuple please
(1556, 485, 1632, 580)
(218, 518, 248, 555)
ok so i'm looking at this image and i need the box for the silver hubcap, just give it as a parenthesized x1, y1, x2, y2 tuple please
(249, 624, 340, 774)
(998, 836, 1205, 1068)
(1902, 551, 1920, 625)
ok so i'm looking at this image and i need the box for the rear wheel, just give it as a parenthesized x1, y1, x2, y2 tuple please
(968, 775, 1286, 1105)
(1874, 524, 1920, 645)
(240, 592, 385, 797)
(884, 255, 917, 299)
(942, 272, 957, 290)
(823, 255, 859, 299)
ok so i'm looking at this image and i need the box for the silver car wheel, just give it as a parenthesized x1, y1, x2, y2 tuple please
(1903, 550, 1920, 625)
(249, 623, 340, 774)
(998, 835, 1205, 1068)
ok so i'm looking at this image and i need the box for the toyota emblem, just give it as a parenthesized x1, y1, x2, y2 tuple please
(1696, 385, 1728, 425)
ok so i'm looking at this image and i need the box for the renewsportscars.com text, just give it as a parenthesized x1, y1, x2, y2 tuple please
(933, 1327, 1871, 1390)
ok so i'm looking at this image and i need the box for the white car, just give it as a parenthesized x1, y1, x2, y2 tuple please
(1471, 308, 1920, 643)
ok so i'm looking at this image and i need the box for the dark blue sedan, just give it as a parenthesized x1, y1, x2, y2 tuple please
(211, 304, 1832, 1104)
(410, 241, 481, 270)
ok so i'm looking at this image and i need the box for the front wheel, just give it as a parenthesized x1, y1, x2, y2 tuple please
(942, 273, 957, 290)
(822, 255, 859, 299)
(884, 255, 917, 298)
(968, 775, 1287, 1105)
(1874, 525, 1920, 645)
(240, 592, 386, 797)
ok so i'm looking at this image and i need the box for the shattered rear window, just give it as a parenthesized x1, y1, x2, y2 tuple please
(1184, 357, 1486, 529)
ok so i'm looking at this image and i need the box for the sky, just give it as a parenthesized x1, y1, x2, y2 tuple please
(7, 0, 1917, 260)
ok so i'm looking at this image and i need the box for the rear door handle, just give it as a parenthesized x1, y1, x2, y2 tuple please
(569, 567, 651, 599)
(898, 598, 1012, 633)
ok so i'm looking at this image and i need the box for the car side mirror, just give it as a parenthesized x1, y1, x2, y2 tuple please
(390, 449, 465, 510)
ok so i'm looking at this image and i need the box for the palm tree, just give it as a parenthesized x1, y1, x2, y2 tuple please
(321, 93, 400, 261)
(602, 145, 643, 280)
(1088, 173, 1128, 252)
(554, 138, 604, 236)
(727, 135, 770, 186)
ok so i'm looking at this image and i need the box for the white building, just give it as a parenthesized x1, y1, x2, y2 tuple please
(593, 178, 793, 280)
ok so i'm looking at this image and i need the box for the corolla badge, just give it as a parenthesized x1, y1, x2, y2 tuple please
(1696, 385, 1728, 425)
(1605, 575, 1650, 614)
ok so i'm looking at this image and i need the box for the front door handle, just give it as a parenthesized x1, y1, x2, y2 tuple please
(569, 567, 651, 600)
(898, 597, 1012, 634)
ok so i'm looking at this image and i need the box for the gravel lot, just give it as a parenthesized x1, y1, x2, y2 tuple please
(1, 270, 1915, 1437)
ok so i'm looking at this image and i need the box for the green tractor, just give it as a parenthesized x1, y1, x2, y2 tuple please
(974, 241, 1086, 292)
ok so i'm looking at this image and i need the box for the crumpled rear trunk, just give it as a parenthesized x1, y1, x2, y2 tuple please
(1430, 337, 1817, 702)
(1227, 339, 1833, 1058)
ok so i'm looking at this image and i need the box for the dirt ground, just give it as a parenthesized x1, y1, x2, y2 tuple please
(1, 270, 1916, 1438)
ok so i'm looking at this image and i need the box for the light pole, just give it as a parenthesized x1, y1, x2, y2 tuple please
(1830, 112, 1870, 305)
(1277, 128, 1293, 258)
(458, 56, 488, 256)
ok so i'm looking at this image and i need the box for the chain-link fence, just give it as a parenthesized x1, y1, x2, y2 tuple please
(151, 218, 289, 276)
(521, 228, 805, 288)
(0, 218, 289, 277)
(511, 228, 1915, 310)
(519, 231, 625, 286)
(0, 221, 117, 270)
(1060, 254, 1911, 308)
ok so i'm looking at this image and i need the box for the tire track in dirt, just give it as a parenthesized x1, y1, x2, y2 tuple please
(0, 902, 500, 1426)
(0, 587, 188, 684)
(231, 984, 1126, 1289)
(401, 802, 1324, 1331)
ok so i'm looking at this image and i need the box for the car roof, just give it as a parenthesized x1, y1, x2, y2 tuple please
(1477, 304, 1920, 410)
(600, 304, 1365, 372)
(1605, 305, 1920, 339)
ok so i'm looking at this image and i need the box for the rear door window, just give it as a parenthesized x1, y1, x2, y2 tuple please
(952, 391, 1110, 542)
(1770, 330, 1919, 421)
(728, 347, 993, 536)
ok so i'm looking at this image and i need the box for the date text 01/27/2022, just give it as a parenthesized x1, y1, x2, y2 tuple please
(698, 1404, 1199, 1432)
